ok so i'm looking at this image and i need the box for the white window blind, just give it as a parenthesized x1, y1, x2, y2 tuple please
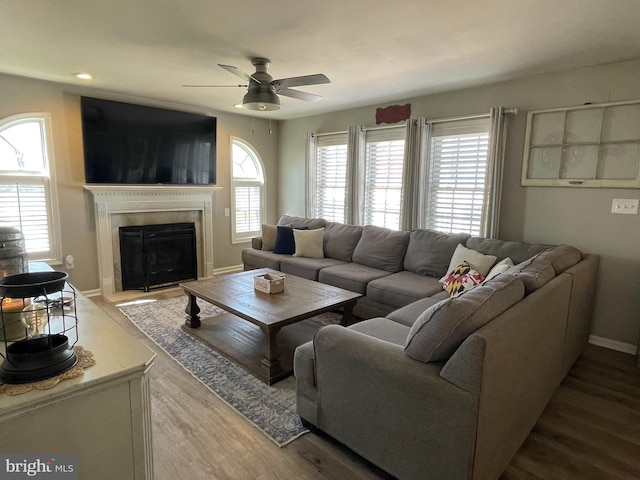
(363, 127, 405, 229)
(424, 118, 490, 235)
(233, 184, 262, 234)
(313, 133, 349, 223)
(231, 138, 264, 243)
(0, 113, 60, 261)
(0, 183, 50, 254)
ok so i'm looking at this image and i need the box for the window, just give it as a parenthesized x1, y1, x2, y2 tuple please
(0, 113, 61, 261)
(422, 118, 490, 235)
(231, 137, 264, 243)
(362, 127, 405, 229)
(306, 110, 508, 236)
(308, 133, 349, 223)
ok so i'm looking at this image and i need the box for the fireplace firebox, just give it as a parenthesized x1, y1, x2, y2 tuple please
(119, 223, 197, 291)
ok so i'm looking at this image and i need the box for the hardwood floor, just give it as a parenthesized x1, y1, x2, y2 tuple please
(92, 289, 640, 480)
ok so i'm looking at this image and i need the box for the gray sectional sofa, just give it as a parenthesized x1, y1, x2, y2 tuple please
(243, 214, 554, 318)
(243, 215, 600, 480)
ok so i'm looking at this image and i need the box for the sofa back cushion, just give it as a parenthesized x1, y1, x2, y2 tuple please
(543, 245, 582, 274)
(404, 273, 525, 362)
(508, 245, 582, 294)
(352, 225, 410, 273)
(323, 222, 363, 262)
(465, 237, 551, 264)
(403, 229, 471, 277)
(278, 214, 327, 230)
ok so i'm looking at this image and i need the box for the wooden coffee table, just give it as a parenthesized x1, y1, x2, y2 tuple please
(180, 268, 362, 384)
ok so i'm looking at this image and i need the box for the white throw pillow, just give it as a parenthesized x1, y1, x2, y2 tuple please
(440, 244, 497, 282)
(484, 257, 514, 282)
(293, 227, 325, 258)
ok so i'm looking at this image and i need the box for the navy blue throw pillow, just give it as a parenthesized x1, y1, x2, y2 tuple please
(273, 225, 308, 254)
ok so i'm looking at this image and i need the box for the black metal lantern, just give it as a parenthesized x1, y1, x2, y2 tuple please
(0, 271, 78, 384)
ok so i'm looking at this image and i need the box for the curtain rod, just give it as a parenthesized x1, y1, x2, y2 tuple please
(426, 107, 518, 125)
(310, 108, 518, 137)
(311, 122, 406, 138)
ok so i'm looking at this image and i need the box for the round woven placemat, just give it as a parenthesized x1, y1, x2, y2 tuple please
(0, 345, 95, 396)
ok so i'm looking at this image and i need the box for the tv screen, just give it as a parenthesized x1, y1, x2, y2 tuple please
(81, 97, 217, 185)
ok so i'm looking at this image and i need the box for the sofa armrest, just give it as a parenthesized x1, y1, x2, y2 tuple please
(312, 324, 478, 480)
(251, 236, 263, 250)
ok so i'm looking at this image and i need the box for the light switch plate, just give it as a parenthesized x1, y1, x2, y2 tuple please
(611, 198, 639, 214)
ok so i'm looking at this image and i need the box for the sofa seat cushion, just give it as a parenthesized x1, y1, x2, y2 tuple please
(280, 256, 346, 281)
(367, 271, 444, 310)
(386, 296, 446, 327)
(465, 237, 551, 264)
(323, 222, 363, 262)
(405, 273, 525, 362)
(348, 317, 411, 347)
(241, 248, 291, 271)
(318, 263, 391, 295)
(404, 229, 471, 278)
(352, 225, 410, 273)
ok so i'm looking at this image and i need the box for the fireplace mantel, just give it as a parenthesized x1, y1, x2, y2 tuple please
(84, 185, 221, 295)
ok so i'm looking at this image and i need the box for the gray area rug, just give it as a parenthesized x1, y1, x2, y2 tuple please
(119, 296, 337, 447)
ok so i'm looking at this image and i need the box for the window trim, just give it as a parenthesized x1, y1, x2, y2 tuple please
(305, 131, 350, 223)
(420, 116, 491, 236)
(0, 112, 62, 263)
(359, 125, 406, 230)
(229, 136, 265, 244)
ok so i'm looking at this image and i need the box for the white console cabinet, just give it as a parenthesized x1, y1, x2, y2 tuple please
(0, 290, 156, 480)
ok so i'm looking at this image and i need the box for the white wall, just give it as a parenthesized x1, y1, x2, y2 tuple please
(0, 73, 279, 291)
(278, 59, 640, 349)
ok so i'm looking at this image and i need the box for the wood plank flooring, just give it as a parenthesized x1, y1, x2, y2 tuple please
(92, 288, 640, 480)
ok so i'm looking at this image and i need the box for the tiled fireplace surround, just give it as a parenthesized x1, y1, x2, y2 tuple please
(84, 185, 221, 296)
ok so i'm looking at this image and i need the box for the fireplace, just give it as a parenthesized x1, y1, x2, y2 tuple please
(120, 223, 197, 291)
(84, 185, 221, 296)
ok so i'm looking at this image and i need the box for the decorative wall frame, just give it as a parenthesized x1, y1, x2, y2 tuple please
(521, 99, 640, 188)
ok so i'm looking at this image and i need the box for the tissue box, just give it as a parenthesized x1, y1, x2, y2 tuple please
(254, 273, 285, 294)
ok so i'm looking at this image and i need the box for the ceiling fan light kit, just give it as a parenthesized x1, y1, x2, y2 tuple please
(183, 57, 329, 112)
(241, 86, 281, 111)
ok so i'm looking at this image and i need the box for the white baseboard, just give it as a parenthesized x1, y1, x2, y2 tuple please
(589, 335, 637, 355)
(213, 264, 243, 275)
(81, 266, 243, 298)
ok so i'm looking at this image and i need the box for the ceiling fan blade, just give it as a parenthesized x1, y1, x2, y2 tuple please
(277, 87, 322, 102)
(182, 84, 248, 88)
(218, 64, 261, 83)
(273, 73, 330, 89)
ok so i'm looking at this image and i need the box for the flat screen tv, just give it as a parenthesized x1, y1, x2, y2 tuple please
(81, 96, 217, 185)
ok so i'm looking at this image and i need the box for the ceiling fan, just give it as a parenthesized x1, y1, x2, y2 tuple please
(183, 57, 330, 111)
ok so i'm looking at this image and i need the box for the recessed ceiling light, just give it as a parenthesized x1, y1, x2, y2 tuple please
(74, 73, 93, 80)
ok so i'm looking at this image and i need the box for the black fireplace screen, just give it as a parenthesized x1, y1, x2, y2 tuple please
(119, 223, 197, 291)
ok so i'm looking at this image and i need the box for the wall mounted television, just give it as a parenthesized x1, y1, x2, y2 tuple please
(81, 96, 217, 185)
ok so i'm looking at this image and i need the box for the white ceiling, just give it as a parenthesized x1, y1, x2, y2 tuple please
(2, 0, 640, 120)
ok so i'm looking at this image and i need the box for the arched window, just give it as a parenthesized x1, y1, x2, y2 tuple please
(231, 137, 265, 243)
(0, 113, 61, 261)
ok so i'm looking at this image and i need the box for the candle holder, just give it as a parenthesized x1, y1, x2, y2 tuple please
(0, 271, 78, 384)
